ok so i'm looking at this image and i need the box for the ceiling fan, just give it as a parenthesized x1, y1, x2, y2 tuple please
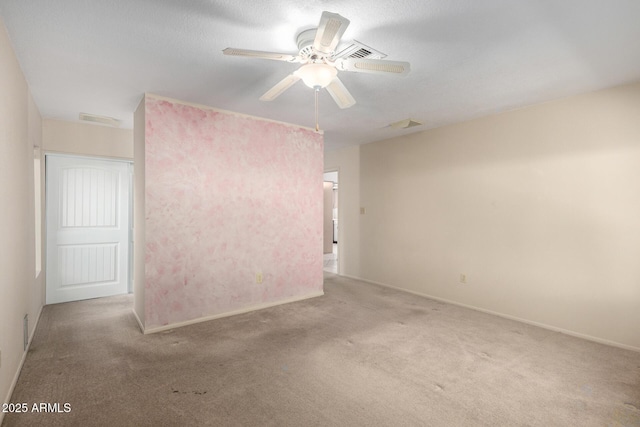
(223, 11, 410, 130)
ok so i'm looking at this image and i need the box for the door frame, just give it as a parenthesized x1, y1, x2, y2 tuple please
(44, 153, 134, 303)
(323, 168, 340, 274)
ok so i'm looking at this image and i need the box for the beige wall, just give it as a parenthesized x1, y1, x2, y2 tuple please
(43, 118, 133, 159)
(328, 81, 640, 351)
(0, 19, 44, 415)
(324, 145, 360, 277)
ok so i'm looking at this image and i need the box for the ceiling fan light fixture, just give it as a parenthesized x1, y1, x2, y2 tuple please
(295, 63, 337, 88)
(224, 11, 409, 111)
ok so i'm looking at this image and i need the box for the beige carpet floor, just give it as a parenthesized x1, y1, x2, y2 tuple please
(3, 274, 640, 426)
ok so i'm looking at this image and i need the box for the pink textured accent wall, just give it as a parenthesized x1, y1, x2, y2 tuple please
(144, 96, 324, 328)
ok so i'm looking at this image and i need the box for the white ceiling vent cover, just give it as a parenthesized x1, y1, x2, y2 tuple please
(79, 113, 121, 127)
(335, 40, 387, 60)
(389, 118, 423, 129)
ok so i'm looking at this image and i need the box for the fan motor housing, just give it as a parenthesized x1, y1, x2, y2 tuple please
(296, 28, 317, 50)
(297, 28, 326, 61)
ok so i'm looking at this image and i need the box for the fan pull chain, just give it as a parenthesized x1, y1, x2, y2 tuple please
(315, 87, 320, 132)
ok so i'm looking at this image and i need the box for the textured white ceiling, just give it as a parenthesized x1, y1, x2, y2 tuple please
(2, 0, 640, 151)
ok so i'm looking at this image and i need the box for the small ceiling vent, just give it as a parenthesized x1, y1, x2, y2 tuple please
(335, 40, 387, 60)
(389, 118, 423, 130)
(350, 47, 372, 59)
(79, 112, 121, 127)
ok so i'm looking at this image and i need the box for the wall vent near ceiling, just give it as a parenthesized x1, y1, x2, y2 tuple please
(335, 40, 387, 60)
(389, 118, 423, 130)
(79, 112, 121, 127)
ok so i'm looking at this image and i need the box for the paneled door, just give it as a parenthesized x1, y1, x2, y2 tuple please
(46, 155, 131, 304)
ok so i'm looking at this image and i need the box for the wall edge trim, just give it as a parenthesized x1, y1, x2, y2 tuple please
(339, 274, 640, 353)
(132, 308, 144, 334)
(142, 291, 325, 334)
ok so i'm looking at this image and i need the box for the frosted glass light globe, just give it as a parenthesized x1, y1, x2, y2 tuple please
(295, 63, 337, 88)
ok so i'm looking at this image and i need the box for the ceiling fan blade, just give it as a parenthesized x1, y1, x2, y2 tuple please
(259, 74, 301, 101)
(336, 58, 410, 76)
(223, 48, 298, 62)
(313, 12, 350, 55)
(326, 77, 356, 109)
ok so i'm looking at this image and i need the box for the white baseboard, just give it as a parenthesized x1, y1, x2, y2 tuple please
(142, 291, 325, 335)
(338, 274, 640, 353)
(132, 308, 144, 333)
(1, 304, 45, 425)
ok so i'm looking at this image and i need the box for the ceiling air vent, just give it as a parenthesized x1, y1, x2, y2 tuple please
(335, 40, 387, 60)
(79, 112, 121, 127)
(350, 47, 372, 58)
(389, 118, 423, 130)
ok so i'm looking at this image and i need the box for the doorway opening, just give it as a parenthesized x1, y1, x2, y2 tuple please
(45, 154, 133, 304)
(323, 170, 338, 274)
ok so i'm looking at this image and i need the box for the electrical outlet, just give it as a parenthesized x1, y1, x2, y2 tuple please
(256, 273, 263, 284)
(360, 207, 366, 215)
(460, 274, 467, 284)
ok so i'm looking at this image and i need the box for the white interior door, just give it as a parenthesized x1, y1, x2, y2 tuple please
(46, 155, 130, 304)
